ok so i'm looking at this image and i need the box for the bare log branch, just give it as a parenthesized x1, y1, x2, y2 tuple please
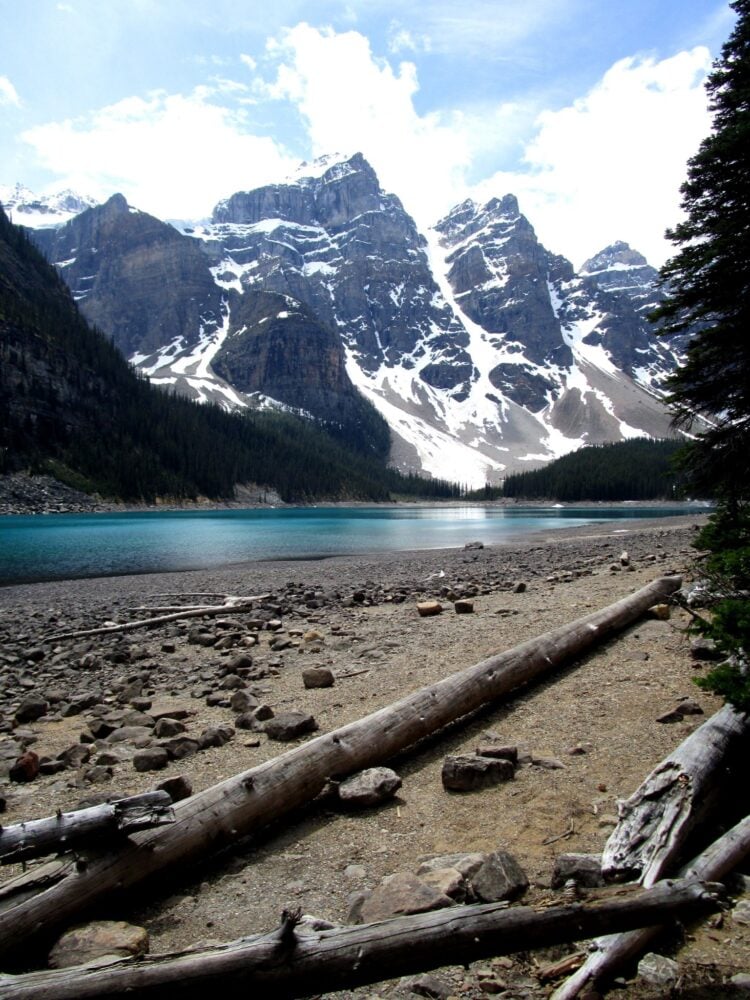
(0, 879, 723, 1000)
(0, 793, 175, 865)
(0, 575, 681, 963)
(552, 817, 750, 999)
(602, 703, 749, 886)
(45, 594, 271, 642)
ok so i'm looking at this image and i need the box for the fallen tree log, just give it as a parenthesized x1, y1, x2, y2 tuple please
(551, 704, 750, 1000)
(44, 594, 271, 642)
(552, 816, 750, 999)
(601, 702, 750, 886)
(0, 792, 175, 865)
(0, 879, 723, 1000)
(0, 575, 680, 963)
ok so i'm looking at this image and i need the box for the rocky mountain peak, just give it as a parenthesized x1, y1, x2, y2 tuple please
(582, 240, 648, 274)
(580, 241, 658, 300)
(0, 183, 98, 228)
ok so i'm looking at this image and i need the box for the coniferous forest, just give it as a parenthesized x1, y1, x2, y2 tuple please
(499, 439, 687, 502)
(0, 207, 461, 503)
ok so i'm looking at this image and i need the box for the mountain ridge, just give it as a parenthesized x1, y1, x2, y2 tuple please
(4, 155, 687, 486)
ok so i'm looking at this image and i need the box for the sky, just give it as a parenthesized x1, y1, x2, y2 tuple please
(0, 1, 736, 268)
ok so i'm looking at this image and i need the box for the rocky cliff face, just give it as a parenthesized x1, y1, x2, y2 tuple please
(22, 155, 687, 486)
(31, 194, 224, 359)
(194, 153, 473, 396)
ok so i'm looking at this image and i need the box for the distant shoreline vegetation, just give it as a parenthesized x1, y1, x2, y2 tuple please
(470, 439, 690, 503)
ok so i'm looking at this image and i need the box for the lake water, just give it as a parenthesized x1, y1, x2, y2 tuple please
(0, 504, 707, 586)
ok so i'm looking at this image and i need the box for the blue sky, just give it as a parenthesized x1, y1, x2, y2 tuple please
(0, 0, 736, 267)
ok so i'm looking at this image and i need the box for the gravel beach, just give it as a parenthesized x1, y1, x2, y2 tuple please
(1, 511, 749, 997)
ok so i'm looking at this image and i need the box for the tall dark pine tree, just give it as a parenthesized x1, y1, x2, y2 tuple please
(652, 0, 750, 709)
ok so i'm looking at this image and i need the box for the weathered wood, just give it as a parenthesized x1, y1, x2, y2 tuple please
(45, 594, 271, 642)
(601, 703, 749, 886)
(552, 808, 750, 997)
(0, 879, 722, 1000)
(0, 792, 175, 864)
(0, 575, 681, 963)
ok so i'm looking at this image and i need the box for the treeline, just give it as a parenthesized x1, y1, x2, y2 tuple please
(0, 208, 457, 503)
(490, 439, 687, 502)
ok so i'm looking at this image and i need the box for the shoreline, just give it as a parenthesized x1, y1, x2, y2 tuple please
(1, 512, 708, 596)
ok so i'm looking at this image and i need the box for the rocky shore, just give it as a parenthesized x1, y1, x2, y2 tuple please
(1, 516, 748, 997)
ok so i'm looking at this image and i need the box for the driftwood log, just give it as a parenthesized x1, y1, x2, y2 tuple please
(0, 879, 723, 1000)
(44, 594, 271, 642)
(552, 816, 750, 999)
(601, 702, 750, 886)
(0, 792, 175, 865)
(0, 575, 680, 963)
(552, 704, 750, 1000)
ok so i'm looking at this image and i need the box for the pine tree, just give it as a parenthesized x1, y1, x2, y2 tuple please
(652, 0, 750, 708)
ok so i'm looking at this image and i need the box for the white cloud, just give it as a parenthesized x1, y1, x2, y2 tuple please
(260, 23, 470, 227)
(21, 87, 297, 219)
(472, 47, 713, 267)
(0, 76, 21, 108)
(387, 21, 431, 55)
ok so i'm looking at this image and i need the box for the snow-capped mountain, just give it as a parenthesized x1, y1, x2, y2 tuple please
(19, 155, 687, 486)
(0, 183, 98, 228)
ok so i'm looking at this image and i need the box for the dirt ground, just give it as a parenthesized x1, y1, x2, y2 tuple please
(0, 514, 748, 997)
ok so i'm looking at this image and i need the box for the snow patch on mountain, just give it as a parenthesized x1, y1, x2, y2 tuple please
(0, 184, 98, 228)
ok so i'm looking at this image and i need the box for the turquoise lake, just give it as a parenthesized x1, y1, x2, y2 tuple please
(0, 505, 707, 586)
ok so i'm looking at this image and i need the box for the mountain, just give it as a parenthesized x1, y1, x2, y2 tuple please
(16, 154, 687, 486)
(0, 204, 445, 503)
(0, 183, 98, 228)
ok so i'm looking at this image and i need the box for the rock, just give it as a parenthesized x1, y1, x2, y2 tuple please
(551, 854, 604, 889)
(9, 750, 39, 782)
(156, 775, 193, 802)
(219, 673, 246, 690)
(733, 900, 750, 926)
(132, 748, 169, 772)
(531, 755, 566, 769)
(337, 767, 402, 807)
(14, 695, 49, 724)
(235, 711, 266, 731)
(454, 599, 474, 614)
(649, 603, 671, 621)
(228, 653, 254, 671)
(153, 717, 186, 738)
(161, 737, 200, 760)
(359, 872, 453, 923)
(471, 850, 529, 902)
(48, 920, 149, 969)
(675, 698, 704, 716)
(441, 754, 514, 791)
(620, 550, 630, 566)
(40, 758, 68, 775)
(637, 952, 679, 989)
(512, 581, 526, 593)
(264, 712, 318, 742)
(302, 667, 335, 689)
(690, 637, 723, 661)
(416, 601, 443, 617)
(420, 866, 467, 901)
(403, 972, 453, 998)
(418, 853, 486, 882)
(229, 689, 259, 713)
(106, 726, 153, 745)
(464, 541, 484, 550)
(57, 743, 92, 768)
(730, 973, 750, 991)
(476, 744, 518, 764)
(198, 726, 234, 749)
